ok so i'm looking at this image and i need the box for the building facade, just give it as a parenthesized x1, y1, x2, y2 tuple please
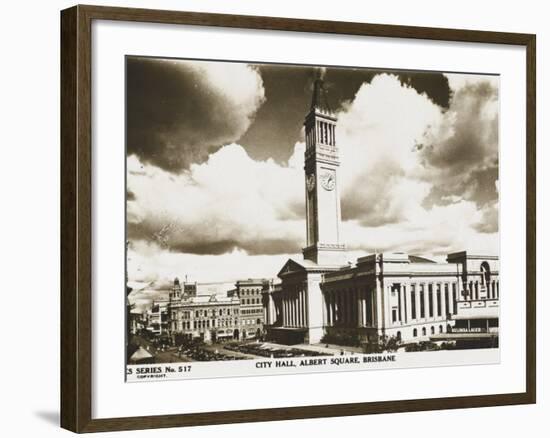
(166, 278, 268, 343)
(145, 300, 170, 336)
(432, 253, 500, 348)
(263, 79, 500, 347)
(167, 282, 241, 343)
(232, 279, 266, 339)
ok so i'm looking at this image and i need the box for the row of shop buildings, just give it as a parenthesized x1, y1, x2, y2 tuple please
(133, 278, 268, 344)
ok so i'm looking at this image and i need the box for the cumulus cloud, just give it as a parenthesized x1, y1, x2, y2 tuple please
(417, 74, 499, 232)
(335, 73, 499, 236)
(127, 57, 265, 172)
(127, 143, 305, 256)
(337, 74, 442, 226)
(127, 239, 294, 287)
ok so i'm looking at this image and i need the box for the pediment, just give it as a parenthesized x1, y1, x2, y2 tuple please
(277, 258, 307, 277)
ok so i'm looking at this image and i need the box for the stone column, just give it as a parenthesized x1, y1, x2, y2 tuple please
(343, 291, 348, 326)
(299, 289, 304, 327)
(296, 290, 300, 327)
(423, 283, 429, 320)
(301, 290, 305, 327)
(341, 291, 346, 326)
(294, 292, 298, 327)
(399, 284, 407, 323)
(350, 289, 354, 326)
(341, 291, 345, 326)
(357, 288, 363, 327)
(362, 289, 368, 326)
(441, 283, 451, 321)
(316, 121, 320, 143)
(377, 284, 384, 328)
(325, 292, 329, 326)
(285, 293, 290, 326)
(296, 290, 302, 327)
(342, 291, 347, 326)
(385, 285, 392, 327)
(405, 284, 412, 323)
(290, 291, 296, 327)
(441, 283, 447, 320)
(357, 289, 362, 327)
(350, 288, 359, 327)
(333, 292, 338, 326)
(334, 292, 339, 326)
(296, 289, 300, 328)
(282, 294, 286, 326)
(365, 289, 370, 326)
(271, 295, 276, 324)
(304, 290, 307, 326)
(332, 292, 336, 326)
(369, 289, 378, 327)
(327, 291, 332, 326)
(285, 293, 290, 327)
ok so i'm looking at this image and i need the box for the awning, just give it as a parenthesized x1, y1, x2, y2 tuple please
(130, 346, 153, 360)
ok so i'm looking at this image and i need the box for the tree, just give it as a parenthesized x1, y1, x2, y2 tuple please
(363, 335, 400, 354)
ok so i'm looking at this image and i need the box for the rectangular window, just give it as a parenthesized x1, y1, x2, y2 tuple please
(428, 284, 434, 317)
(436, 284, 442, 317)
(392, 308, 397, 323)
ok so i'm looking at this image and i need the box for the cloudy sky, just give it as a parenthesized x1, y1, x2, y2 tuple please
(126, 56, 499, 295)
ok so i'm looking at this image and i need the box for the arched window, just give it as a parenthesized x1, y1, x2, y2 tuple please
(439, 325, 443, 333)
(430, 326, 435, 335)
(413, 328, 417, 337)
(396, 331, 402, 341)
(422, 327, 426, 336)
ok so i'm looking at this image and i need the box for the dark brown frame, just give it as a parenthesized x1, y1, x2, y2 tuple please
(61, 4, 536, 433)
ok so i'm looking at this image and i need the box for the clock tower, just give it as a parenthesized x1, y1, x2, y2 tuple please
(303, 78, 346, 265)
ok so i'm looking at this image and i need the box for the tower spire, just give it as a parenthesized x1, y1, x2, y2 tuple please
(310, 78, 332, 114)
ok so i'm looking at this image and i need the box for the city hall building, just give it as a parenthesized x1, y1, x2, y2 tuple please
(263, 79, 500, 347)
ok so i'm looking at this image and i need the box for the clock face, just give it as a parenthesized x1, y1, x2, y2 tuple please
(320, 171, 335, 191)
(306, 174, 316, 192)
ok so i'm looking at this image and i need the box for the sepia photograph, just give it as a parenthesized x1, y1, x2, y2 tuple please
(125, 56, 500, 380)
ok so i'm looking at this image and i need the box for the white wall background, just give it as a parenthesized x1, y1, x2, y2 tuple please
(1, 0, 546, 436)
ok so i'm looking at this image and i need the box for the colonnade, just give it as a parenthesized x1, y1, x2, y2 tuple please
(306, 120, 335, 148)
(277, 287, 308, 328)
(324, 288, 375, 328)
(265, 277, 500, 332)
(407, 282, 456, 323)
(465, 279, 500, 300)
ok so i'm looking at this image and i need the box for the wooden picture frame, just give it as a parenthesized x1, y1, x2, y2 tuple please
(60, 4, 536, 433)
